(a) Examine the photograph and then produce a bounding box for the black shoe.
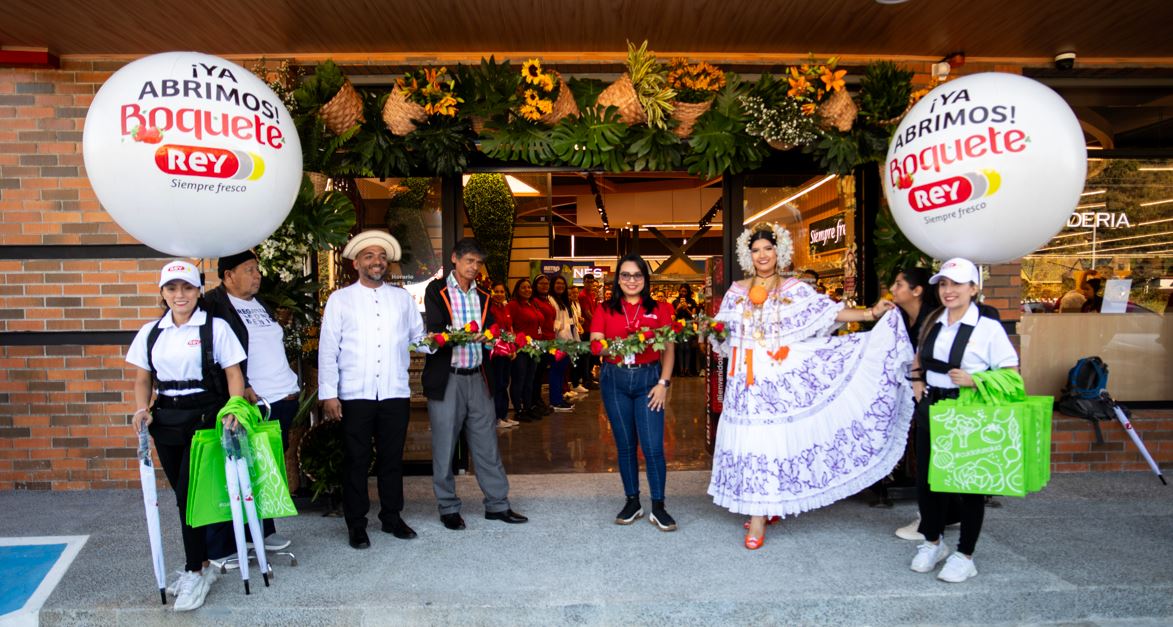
[440,513,466,530]
[485,509,528,524]
[515,409,536,423]
[348,527,370,549]
[538,404,554,416]
[649,500,677,532]
[381,516,417,539]
[615,496,643,525]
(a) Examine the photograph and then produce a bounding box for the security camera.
[1054,51,1076,71]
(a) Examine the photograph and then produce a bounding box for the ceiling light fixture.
[743,175,836,225]
[461,174,541,196]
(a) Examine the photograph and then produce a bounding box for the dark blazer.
[203,284,278,389]
[421,278,497,401]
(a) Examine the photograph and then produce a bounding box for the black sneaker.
[649,500,677,532]
[615,496,643,525]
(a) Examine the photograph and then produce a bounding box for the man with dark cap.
[204,250,300,557]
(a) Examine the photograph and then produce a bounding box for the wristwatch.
[658,378,671,388]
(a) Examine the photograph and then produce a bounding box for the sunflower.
[536,98,553,114]
[524,89,541,105]
[519,103,541,121]
[522,59,543,85]
[821,67,847,92]
[539,73,555,93]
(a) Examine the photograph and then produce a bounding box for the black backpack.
[1055,356,1114,423]
[145,313,228,398]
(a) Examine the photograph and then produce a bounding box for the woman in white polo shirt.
[907,257,1019,583]
[126,260,246,611]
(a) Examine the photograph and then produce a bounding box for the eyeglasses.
[619,272,644,281]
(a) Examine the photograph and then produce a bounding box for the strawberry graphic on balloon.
[897,172,914,190]
[130,124,163,144]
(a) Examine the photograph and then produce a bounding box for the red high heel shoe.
[743,515,781,529]
[744,531,765,550]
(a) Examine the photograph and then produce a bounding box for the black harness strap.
[920,321,976,375]
[145,313,226,395]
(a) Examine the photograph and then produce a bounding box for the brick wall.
[1052,409,1173,473]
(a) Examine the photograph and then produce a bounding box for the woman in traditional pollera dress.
[707,222,915,550]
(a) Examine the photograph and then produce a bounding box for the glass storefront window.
[1022,159,1173,314]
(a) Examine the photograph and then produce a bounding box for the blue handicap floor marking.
[0,537,88,623]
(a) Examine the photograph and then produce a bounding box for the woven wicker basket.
[670,100,712,138]
[596,74,646,125]
[816,89,858,133]
[382,87,427,136]
[470,115,487,135]
[538,82,580,125]
[306,172,329,196]
[318,80,364,135]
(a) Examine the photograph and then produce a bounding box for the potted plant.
[516,58,578,125]
[667,58,726,137]
[463,174,517,282]
[597,40,675,128]
[454,56,519,134]
[741,73,819,151]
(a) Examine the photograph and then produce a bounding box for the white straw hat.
[341,230,402,261]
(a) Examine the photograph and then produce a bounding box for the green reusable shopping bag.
[186,397,298,527]
[927,369,1050,497]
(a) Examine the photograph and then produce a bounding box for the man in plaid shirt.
[422,238,529,530]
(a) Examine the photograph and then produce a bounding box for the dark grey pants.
[428,372,511,515]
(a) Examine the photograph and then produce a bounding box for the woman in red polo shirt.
[589,253,677,532]
[507,278,544,422]
[530,274,556,415]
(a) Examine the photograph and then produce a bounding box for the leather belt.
[450,366,480,375]
[925,387,961,403]
[608,361,657,370]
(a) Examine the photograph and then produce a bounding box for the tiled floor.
[494,375,713,475]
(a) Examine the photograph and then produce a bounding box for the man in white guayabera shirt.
[203,250,301,562]
[318,230,429,550]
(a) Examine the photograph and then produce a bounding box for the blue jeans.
[549,355,570,406]
[599,362,666,501]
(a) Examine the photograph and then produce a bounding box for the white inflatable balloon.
[83,52,302,257]
[882,72,1086,264]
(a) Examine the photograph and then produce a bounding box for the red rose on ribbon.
[671,321,684,333]
[713,321,726,333]
[488,323,501,336]
[514,332,529,347]
[590,339,604,356]
[554,349,567,362]
[433,333,448,347]
[467,321,479,333]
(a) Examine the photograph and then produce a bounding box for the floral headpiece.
[736,221,794,275]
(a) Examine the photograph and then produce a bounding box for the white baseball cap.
[341,230,402,261]
[929,257,980,286]
[158,260,202,288]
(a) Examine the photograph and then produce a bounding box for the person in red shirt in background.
[577,275,600,391]
[589,253,677,532]
[507,278,545,422]
[530,274,556,416]
[488,280,518,428]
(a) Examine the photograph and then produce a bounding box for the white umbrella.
[234,432,271,586]
[1112,404,1167,485]
[222,427,254,594]
[137,425,167,604]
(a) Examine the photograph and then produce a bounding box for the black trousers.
[341,398,410,530]
[915,395,985,555]
[206,397,298,559]
[510,353,537,413]
[531,353,550,407]
[150,397,221,573]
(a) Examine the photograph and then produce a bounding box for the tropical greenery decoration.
[550,106,631,172]
[464,174,517,282]
[256,174,356,360]
[396,66,463,117]
[668,58,726,103]
[624,40,676,130]
[454,56,519,128]
[873,200,930,286]
[280,50,919,179]
[684,74,767,179]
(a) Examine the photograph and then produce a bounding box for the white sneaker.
[937,553,978,583]
[165,570,186,597]
[896,517,924,541]
[171,571,210,611]
[502,418,520,427]
[910,541,951,573]
[574,385,589,394]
